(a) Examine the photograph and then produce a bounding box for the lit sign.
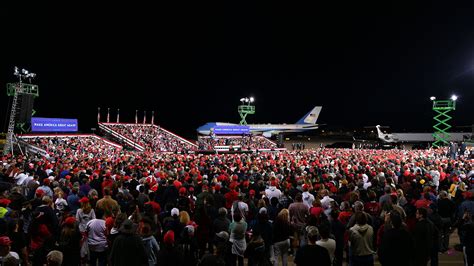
[213,125,250,135]
[31,117,78,132]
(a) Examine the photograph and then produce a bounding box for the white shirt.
[265,186,282,200]
[55,198,68,211]
[317,238,336,262]
[321,196,332,209]
[231,201,249,220]
[302,191,315,208]
[15,173,29,186]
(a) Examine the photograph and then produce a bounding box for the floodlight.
[249,97,254,102]
[244,98,249,102]
[240,98,245,102]
[430,96,436,101]
[451,95,458,101]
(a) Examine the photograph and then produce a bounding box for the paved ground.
[273,230,465,266]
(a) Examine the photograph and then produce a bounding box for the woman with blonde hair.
[179,211,190,225]
[272,209,291,266]
[76,197,95,233]
[396,189,407,207]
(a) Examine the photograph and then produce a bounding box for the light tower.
[431,95,457,148]
[238,97,255,125]
[3,67,39,155]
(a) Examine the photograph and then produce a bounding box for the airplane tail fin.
[296,106,322,124]
[375,125,384,139]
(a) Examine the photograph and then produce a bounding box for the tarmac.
[278,230,465,266]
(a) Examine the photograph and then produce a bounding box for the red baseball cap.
[0,236,12,246]
[0,198,11,207]
[64,217,76,226]
[79,197,89,203]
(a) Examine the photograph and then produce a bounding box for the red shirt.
[310,206,324,217]
[415,199,431,209]
[224,190,239,209]
[338,211,352,225]
[364,201,381,217]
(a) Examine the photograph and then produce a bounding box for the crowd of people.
[22,136,122,159]
[103,124,197,152]
[198,136,277,151]
[0,139,473,265]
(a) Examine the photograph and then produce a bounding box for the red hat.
[35,189,45,197]
[173,180,182,189]
[0,198,10,207]
[271,180,277,187]
[179,187,187,195]
[65,175,72,180]
[79,197,90,203]
[302,184,309,191]
[214,184,221,191]
[0,236,12,246]
[188,186,194,192]
[64,216,76,226]
[249,189,256,196]
[43,178,50,185]
[163,230,175,245]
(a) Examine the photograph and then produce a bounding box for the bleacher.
[98,123,198,152]
[19,134,122,158]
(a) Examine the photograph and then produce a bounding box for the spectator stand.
[99,122,197,153]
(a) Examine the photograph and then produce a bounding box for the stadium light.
[430,96,436,101]
[451,95,458,101]
[13,66,36,83]
[249,97,254,103]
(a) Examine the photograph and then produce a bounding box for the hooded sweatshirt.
[349,223,375,256]
[265,186,281,200]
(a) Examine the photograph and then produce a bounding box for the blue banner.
[213,125,250,135]
[31,117,78,132]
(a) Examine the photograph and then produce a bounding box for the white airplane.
[375,125,472,143]
[197,106,322,137]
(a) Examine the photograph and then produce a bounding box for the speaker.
[17,94,35,124]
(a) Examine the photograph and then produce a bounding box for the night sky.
[1,2,474,139]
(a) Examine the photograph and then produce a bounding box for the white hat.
[171,208,179,217]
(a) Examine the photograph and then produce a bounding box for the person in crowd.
[316,223,336,264]
[289,194,309,248]
[109,219,148,266]
[413,207,435,266]
[294,226,331,266]
[378,211,414,266]
[272,209,291,266]
[0,236,19,265]
[349,212,375,266]
[87,208,108,266]
[58,216,81,266]
[46,250,63,266]
[140,218,160,266]
[157,230,184,266]
[229,212,247,266]
[76,196,96,233]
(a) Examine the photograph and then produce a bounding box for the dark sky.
[1,2,474,139]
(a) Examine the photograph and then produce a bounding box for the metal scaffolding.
[432,99,455,148]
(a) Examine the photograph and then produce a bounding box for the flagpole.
[97,107,101,123]
[107,108,110,123]
[117,109,120,123]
